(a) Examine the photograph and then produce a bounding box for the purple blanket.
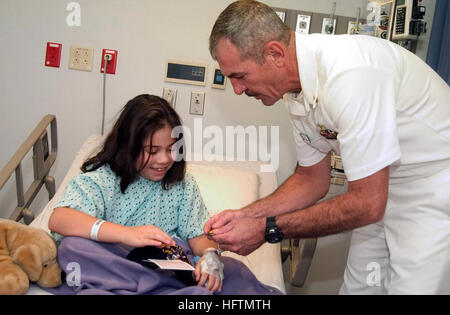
[43,237,282,295]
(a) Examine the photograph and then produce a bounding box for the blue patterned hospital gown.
[52,164,210,243]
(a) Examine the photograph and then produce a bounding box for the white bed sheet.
[29,135,286,294]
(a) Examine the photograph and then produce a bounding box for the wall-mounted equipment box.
[274,7,367,37]
[392,0,426,41]
[45,42,62,68]
[164,60,208,86]
[211,66,227,90]
[322,18,337,34]
[100,49,118,75]
[296,15,311,35]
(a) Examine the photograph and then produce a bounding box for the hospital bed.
[0,115,319,295]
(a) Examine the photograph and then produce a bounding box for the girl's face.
[135,125,176,181]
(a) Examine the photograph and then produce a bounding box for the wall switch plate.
[45,42,62,68]
[189,91,205,115]
[296,15,311,35]
[162,88,177,108]
[69,45,94,71]
[100,49,118,74]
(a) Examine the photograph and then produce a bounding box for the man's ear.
[263,41,286,67]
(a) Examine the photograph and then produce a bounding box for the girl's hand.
[119,225,176,248]
[194,257,223,293]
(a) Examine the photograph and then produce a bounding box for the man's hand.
[204,209,244,236]
[204,210,266,256]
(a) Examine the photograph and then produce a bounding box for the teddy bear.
[0,218,62,294]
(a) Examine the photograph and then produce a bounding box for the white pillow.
[187,163,285,293]
[186,163,259,214]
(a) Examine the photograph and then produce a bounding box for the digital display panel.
[213,69,225,85]
[165,60,207,86]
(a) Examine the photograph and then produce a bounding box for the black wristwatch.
[265,216,284,243]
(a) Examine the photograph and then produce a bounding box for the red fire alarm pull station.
[100,49,118,74]
[45,42,62,68]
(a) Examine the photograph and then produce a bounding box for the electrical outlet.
[189,91,205,115]
[162,88,177,108]
[69,45,94,71]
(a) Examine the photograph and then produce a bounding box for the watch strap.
[266,216,276,228]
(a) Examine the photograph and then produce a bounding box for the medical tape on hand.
[200,249,224,281]
[90,219,106,241]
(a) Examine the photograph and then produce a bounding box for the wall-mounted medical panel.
[45,42,62,68]
[211,66,227,90]
[164,60,208,86]
[275,7,366,36]
[296,15,312,35]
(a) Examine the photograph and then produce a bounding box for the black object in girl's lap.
[126,245,196,286]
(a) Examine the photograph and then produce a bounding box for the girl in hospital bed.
[48,94,280,295]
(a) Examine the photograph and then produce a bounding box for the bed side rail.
[281,238,318,287]
[0,115,57,224]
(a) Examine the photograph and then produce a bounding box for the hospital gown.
[52,164,210,243]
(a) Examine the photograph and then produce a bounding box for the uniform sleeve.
[291,119,329,167]
[323,67,402,181]
[284,95,329,167]
[176,174,210,241]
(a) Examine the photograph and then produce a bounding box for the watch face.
[266,227,283,243]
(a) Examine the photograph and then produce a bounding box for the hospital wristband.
[90,219,106,241]
[202,247,223,256]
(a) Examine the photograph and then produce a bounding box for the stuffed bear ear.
[12,244,43,282]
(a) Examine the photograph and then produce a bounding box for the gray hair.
[209,0,291,64]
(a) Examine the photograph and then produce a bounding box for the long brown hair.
[82,94,185,193]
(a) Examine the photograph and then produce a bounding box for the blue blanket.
[43,237,282,295]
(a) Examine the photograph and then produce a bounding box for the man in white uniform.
[204,0,450,294]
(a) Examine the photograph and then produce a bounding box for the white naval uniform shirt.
[285,33,450,182]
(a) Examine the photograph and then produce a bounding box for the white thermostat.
[296,15,311,35]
